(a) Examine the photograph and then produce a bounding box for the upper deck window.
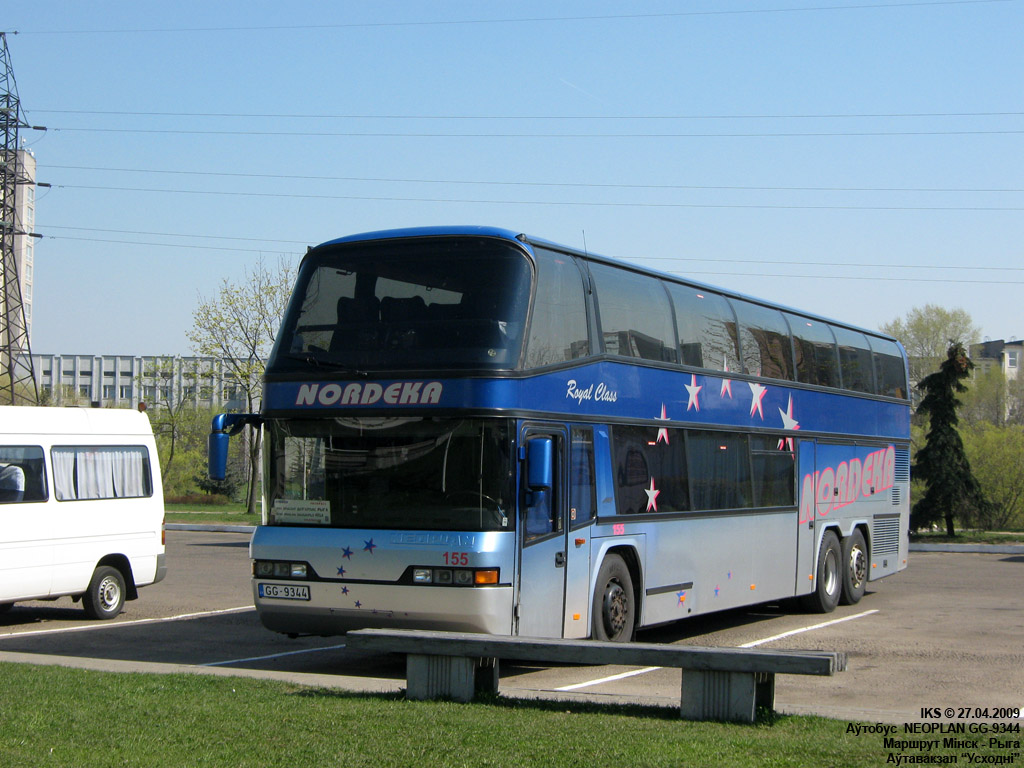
[668,284,740,372]
[786,313,840,388]
[588,263,676,363]
[730,299,794,381]
[272,237,532,372]
[524,248,590,368]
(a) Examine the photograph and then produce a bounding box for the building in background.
[970,339,1022,382]
[32,353,248,411]
[11,147,35,346]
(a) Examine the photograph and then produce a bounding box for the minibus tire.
[800,531,841,613]
[83,566,126,620]
[592,554,635,642]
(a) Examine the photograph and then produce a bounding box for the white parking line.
[203,644,348,667]
[556,667,661,692]
[0,606,253,639]
[737,609,879,648]
[555,609,880,692]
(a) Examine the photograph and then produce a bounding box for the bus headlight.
[413,568,432,583]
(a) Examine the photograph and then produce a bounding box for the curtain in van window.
[111,448,145,498]
[52,449,77,500]
[52,446,150,501]
[76,449,115,500]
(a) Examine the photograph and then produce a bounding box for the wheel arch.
[95,554,138,601]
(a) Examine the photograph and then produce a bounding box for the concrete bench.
[345,628,847,723]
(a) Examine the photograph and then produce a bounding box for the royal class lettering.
[295,381,443,407]
[566,379,618,405]
[799,446,896,523]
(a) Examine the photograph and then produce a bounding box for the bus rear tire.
[840,529,868,605]
[83,566,126,620]
[592,554,635,642]
[801,531,841,613]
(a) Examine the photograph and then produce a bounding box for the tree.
[880,304,980,389]
[961,424,1024,531]
[188,258,296,514]
[911,341,990,534]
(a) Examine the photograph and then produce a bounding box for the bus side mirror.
[208,413,262,481]
[527,437,553,491]
[208,431,230,481]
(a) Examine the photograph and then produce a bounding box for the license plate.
[258,583,310,601]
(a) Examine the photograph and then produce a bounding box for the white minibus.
[0,406,167,619]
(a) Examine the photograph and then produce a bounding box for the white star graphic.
[644,477,660,512]
[685,374,702,412]
[778,394,799,450]
[748,382,767,420]
[655,403,670,444]
[720,359,733,398]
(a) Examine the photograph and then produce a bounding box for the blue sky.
[5,1,1023,356]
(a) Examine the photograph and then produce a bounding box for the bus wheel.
[0,602,13,614]
[592,554,635,642]
[83,566,126,620]
[801,531,841,613]
[840,529,868,605]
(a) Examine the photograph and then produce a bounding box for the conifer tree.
[912,341,990,535]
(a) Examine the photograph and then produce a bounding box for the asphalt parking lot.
[1,530,1021,723]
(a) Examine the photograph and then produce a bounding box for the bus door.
[795,439,817,595]
[516,425,568,638]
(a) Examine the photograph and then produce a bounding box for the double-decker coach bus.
[209,226,910,641]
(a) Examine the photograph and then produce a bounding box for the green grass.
[910,529,1024,545]
[0,664,1012,767]
[164,502,258,526]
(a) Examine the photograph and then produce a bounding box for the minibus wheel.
[83,566,126,620]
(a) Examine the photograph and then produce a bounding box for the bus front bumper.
[253,580,514,637]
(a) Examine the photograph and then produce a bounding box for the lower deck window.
[611,426,794,514]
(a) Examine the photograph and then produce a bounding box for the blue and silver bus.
[210,226,910,641]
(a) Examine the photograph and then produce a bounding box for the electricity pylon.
[0,32,39,405]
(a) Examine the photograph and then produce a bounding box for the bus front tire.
[801,531,841,613]
[840,529,868,605]
[83,566,126,620]
[592,554,635,642]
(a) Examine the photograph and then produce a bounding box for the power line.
[6,1,1015,34]
[49,126,1024,138]
[28,109,1024,120]
[48,184,1024,211]
[41,164,1024,195]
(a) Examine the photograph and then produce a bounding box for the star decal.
[655,403,670,444]
[720,359,733,398]
[341,586,349,595]
[748,382,767,420]
[714,585,720,597]
[644,477,660,512]
[362,539,376,554]
[778,394,800,450]
[341,546,354,560]
[336,566,346,576]
[685,374,702,412]
[354,600,362,608]
[676,590,687,605]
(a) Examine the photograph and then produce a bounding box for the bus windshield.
[271,237,533,371]
[265,417,513,532]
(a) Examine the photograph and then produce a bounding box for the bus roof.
[311,226,899,344]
